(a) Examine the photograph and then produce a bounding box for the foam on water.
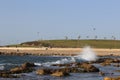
[35,57,76,67]
[35,46,98,66]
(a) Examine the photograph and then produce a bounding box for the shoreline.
[0,47,120,56]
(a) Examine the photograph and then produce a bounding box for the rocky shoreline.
[1,47,120,79]
[1,57,120,80]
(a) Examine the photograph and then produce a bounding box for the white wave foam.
[34,46,98,66]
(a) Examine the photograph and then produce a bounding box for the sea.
[0,47,120,80]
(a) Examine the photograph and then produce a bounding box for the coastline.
[0,47,120,56]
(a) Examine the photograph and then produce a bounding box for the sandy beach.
[0,47,120,56]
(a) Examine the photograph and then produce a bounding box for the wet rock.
[36,67,81,76]
[79,63,99,72]
[21,62,35,68]
[104,77,112,80]
[62,67,84,73]
[51,71,69,77]
[54,64,71,67]
[10,66,33,74]
[10,62,35,74]
[100,62,111,66]
[10,67,24,73]
[104,76,120,80]
[104,59,114,63]
[95,58,119,64]
[99,71,105,76]
[36,69,51,75]
[115,70,120,72]
[113,63,120,67]
[93,58,105,63]
[52,64,67,67]
[99,58,115,66]
[0,71,19,78]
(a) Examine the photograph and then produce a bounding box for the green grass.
[7,39,120,49]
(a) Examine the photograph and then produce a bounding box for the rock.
[100,62,111,66]
[104,76,120,80]
[36,69,51,75]
[95,58,105,63]
[10,67,25,73]
[51,71,69,77]
[113,64,120,67]
[0,71,19,78]
[104,77,112,80]
[65,67,84,73]
[104,59,113,63]
[79,63,99,72]
[10,66,33,74]
[10,62,35,74]
[99,71,105,76]
[100,58,116,66]
[95,58,120,64]
[21,62,35,68]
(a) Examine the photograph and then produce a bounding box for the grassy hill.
[8,39,120,49]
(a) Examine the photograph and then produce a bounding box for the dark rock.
[99,71,105,76]
[100,62,111,66]
[0,71,19,78]
[21,62,35,68]
[10,66,33,74]
[51,71,69,77]
[10,67,24,73]
[79,63,99,72]
[36,68,51,75]
[10,62,35,74]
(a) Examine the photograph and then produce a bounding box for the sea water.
[0,47,120,80]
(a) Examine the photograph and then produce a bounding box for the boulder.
[51,71,69,77]
[104,76,120,80]
[0,71,19,78]
[104,77,112,80]
[79,63,99,72]
[100,62,111,66]
[10,67,24,73]
[36,69,51,75]
[10,62,35,74]
[21,62,35,68]
[10,66,33,74]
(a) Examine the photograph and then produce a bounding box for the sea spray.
[35,46,98,66]
[76,46,98,61]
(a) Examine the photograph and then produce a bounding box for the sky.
[0,0,120,45]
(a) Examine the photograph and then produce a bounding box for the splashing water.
[35,46,98,66]
[76,46,98,61]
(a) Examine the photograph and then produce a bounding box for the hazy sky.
[0,0,120,45]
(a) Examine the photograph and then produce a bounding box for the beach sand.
[0,47,120,56]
